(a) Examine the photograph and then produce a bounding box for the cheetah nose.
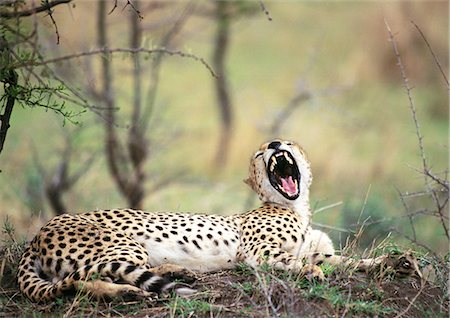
[268,141,281,150]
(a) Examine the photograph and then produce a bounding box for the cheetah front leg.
[304,230,420,278]
[297,229,335,281]
[239,241,326,281]
[240,242,304,271]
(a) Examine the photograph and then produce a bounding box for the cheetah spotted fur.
[17,139,418,302]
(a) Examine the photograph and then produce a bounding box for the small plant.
[167,297,214,318]
[0,218,27,288]
[232,281,255,296]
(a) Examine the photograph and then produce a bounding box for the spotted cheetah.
[17,139,418,302]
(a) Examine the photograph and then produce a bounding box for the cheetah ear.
[243,178,254,190]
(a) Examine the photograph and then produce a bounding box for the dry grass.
[1,222,448,318]
[0,249,448,318]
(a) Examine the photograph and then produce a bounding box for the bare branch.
[0,0,71,18]
[385,20,427,173]
[123,0,143,20]
[411,20,449,89]
[141,3,194,133]
[16,47,217,78]
[127,0,145,207]
[212,0,233,169]
[269,85,343,138]
[0,36,18,158]
[269,91,311,137]
[33,132,96,215]
[42,0,62,44]
[98,0,129,204]
[108,0,118,15]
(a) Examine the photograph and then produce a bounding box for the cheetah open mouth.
[267,150,300,200]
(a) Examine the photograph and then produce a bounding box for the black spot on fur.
[135,271,154,288]
[111,262,121,272]
[125,265,136,274]
[192,240,201,250]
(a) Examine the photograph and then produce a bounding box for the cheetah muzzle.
[268,149,301,200]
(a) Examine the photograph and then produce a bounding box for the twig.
[357,184,372,224]
[311,222,351,233]
[411,20,449,89]
[259,1,272,21]
[108,0,118,15]
[313,201,343,214]
[0,0,71,18]
[123,0,143,20]
[16,47,217,78]
[395,186,417,242]
[393,280,425,318]
[42,0,62,44]
[390,228,436,257]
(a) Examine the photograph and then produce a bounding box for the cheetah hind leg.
[79,263,197,299]
[149,264,197,283]
[78,280,153,300]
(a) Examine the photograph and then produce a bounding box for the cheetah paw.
[384,252,421,278]
[300,264,325,282]
[150,264,197,283]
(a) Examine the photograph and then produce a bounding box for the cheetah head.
[245,139,312,210]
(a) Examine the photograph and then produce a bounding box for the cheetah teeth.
[284,152,293,164]
[270,160,276,172]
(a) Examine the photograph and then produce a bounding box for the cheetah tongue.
[280,176,298,196]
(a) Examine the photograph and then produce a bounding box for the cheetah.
[17,139,418,302]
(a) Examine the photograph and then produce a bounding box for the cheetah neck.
[288,195,311,220]
[261,190,311,220]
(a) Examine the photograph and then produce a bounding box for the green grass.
[304,283,395,316]
[167,297,216,318]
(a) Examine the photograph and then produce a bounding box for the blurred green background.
[0,1,448,253]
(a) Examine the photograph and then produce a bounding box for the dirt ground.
[1,266,448,318]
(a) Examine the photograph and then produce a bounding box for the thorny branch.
[0,0,71,18]
[385,20,449,240]
[16,47,217,78]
